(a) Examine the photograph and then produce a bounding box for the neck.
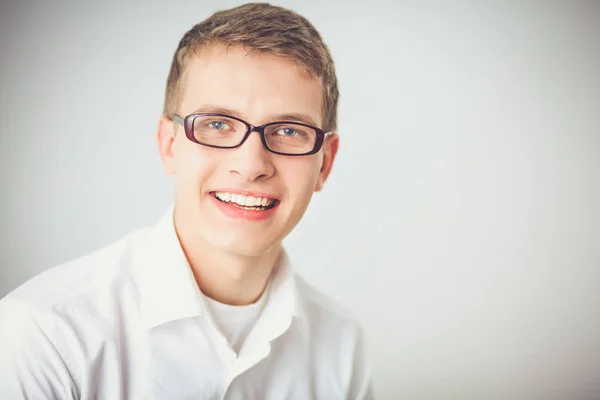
[174,215,281,306]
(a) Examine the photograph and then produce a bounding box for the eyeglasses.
[171,113,332,156]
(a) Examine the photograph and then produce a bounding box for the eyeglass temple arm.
[171,115,185,127]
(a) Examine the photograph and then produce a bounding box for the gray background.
[1,1,599,398]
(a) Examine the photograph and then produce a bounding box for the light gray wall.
[1,1,599,398]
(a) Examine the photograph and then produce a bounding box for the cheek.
[173,143,219,191]
[280,158,322,197]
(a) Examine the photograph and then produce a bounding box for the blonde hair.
[163,3,339,132]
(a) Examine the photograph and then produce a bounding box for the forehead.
[180,44,324,126]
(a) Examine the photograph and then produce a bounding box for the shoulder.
[3,228,149,310]
[0,227,152,396]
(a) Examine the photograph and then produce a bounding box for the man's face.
[157,45,338,257]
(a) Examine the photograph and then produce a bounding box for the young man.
[0,3,372,399]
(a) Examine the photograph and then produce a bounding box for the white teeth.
[214,192,275,208]
[235,196,245,206]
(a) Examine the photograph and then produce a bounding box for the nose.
[228,130,275,182]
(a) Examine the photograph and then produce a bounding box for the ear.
[156,115,177,175]
[315,133,339,192]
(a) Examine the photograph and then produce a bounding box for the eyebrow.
[191,105,320,127]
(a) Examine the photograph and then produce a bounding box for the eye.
[207,121,232,130]
[276,127,300,136]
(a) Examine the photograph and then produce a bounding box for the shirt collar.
[134,206,205,330]
[133,206,309,333]
[263,248,309,336]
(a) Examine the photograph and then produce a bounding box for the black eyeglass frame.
[171,113,333,156]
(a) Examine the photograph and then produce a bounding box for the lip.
[210,191,280,221]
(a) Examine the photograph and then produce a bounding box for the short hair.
[163,2,339,132]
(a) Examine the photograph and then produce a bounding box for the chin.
[206,234,276,258]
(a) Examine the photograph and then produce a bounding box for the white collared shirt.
[0,208,372,399]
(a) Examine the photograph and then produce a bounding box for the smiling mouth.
[211,192,279,211]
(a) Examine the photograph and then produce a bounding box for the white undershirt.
[201,284,270,354]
